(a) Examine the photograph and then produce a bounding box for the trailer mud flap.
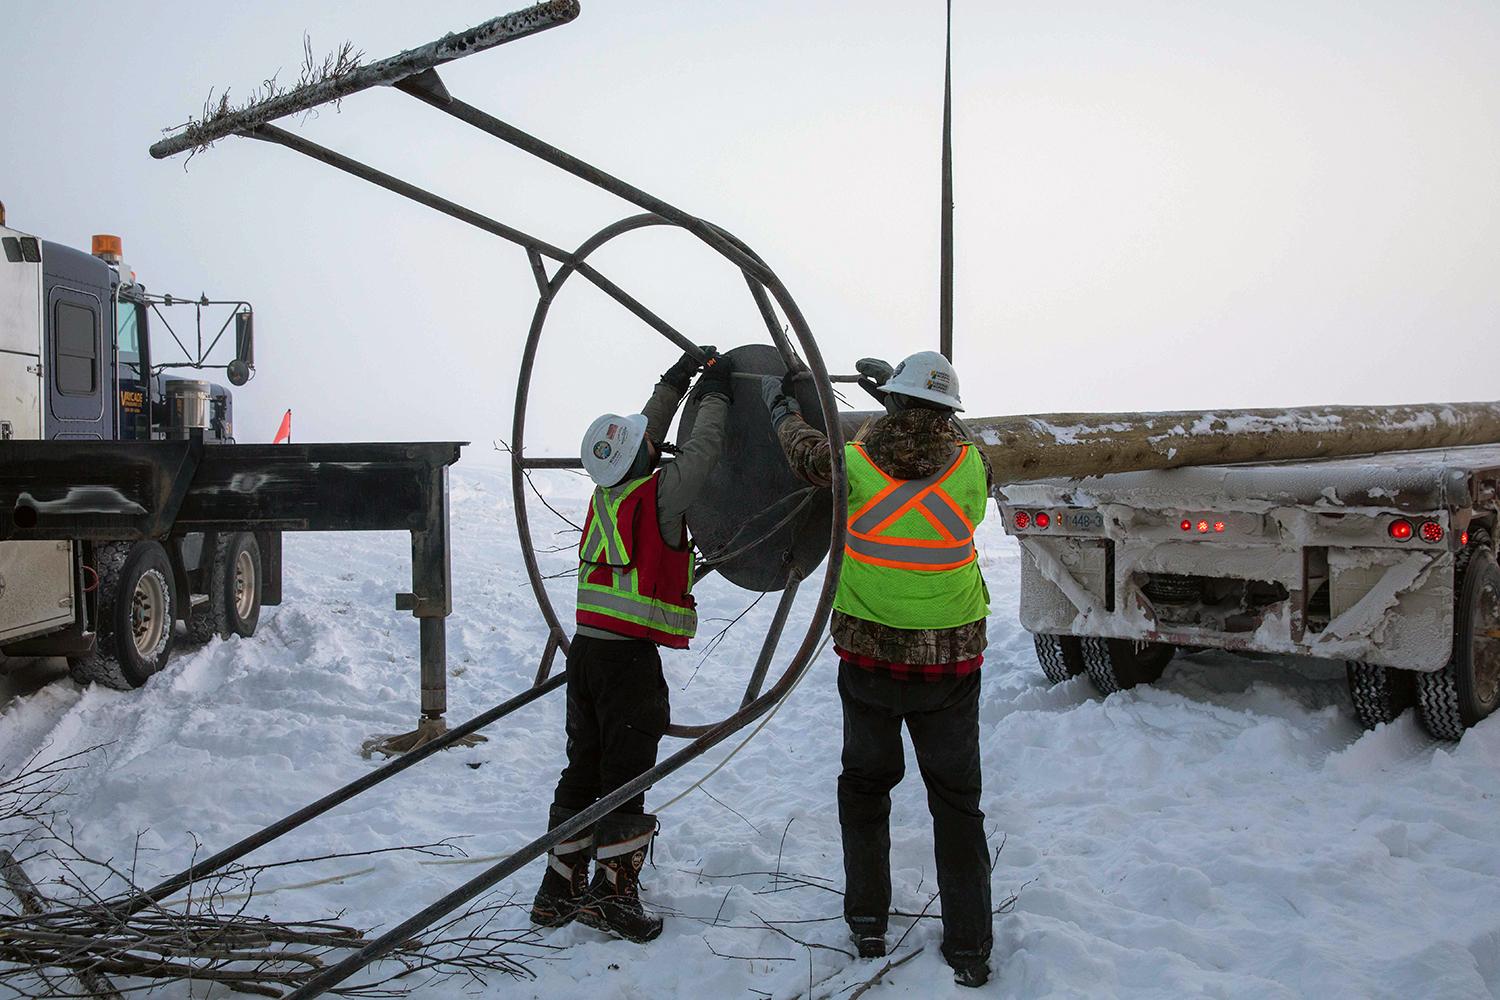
[1314,550,1441,647]
[1021,537,1103,623]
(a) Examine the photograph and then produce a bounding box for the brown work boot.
[577,812,663,943]
[530,805,595,927]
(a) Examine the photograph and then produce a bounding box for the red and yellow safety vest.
[833,442,989,630]
[576,474,698,648]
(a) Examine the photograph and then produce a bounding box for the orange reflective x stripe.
[845,445,977,571]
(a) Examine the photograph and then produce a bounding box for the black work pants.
[551,634,671,817]
[837,662,992,966]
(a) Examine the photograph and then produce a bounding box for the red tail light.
[1197,520,1210,534]
[1213,521,1226,533]
[1014,511,1031,531]
[1419,520,1443,543]
[1462,530,1470,546]
[1035,512,1051,529]
[1389,519,1413,541]
[1180,519,1192,532]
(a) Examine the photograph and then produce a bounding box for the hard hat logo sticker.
[593,441,613,460]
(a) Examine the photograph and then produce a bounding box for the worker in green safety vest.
[761,350,996,989]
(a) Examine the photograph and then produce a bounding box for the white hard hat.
[879,350,964,411]
[581,412,650,487]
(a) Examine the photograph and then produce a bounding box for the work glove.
[690,350,735,404]
[855,357,894,387]
[661,345,717,394]
[759,374,802,430]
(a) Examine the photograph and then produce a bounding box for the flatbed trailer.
[0,436,468,750]
[1000,443,1500,740]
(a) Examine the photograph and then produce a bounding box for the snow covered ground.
[4,462,1500,999]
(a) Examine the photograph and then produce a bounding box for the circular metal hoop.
[511,212,846,739]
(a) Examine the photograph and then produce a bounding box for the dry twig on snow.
[0,747,551,997]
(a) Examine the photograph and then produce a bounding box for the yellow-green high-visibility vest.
[833,441,989,630]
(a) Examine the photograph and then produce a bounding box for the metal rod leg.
[741,571,802,708]
[419,618,446,720]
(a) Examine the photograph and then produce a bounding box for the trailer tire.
[186,532,263,643]
[1416,539,1500,741]
[1345,662,1416,729]
[1033,633,1084,684]
[1080,636,1174,695]
[68,541,176,690]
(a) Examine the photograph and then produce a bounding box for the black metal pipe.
[113,673,566,919]
[741,571,801,708]
[244,124,573,261]
[149,1,579,159]
[939,0,955,362]
[401,91,776,288]
[518,456,585,470]
[245,125,704,362]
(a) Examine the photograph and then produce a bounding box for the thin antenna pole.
[939,0,955,361]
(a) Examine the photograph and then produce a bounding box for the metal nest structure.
[140,3,853,995]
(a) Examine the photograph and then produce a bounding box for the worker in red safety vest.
[761,351,996,988]
[530,346,735,943]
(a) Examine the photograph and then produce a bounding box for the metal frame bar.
[148,12,848,997]
[741,570,802,708]
[243,123,704,361]
[508,211,843,739]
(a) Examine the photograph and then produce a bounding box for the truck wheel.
[186,532,263,643]
[68,541,176,690]
[1416,542,1500,740]
[1345,662,1416,729]
[1080,637,1174,695]
[1033,633,1084,684]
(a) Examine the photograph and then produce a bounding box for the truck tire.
[1033,633,1084,684]
[1079,636,1174,695]
[1416,538,1500,740]
[1345,662,1416,729]
[68,541,176,690]
[186,532,263,643]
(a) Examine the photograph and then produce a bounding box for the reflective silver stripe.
[554,833,593,855]
[549,856,576,879]
[850,479,927,534]
[846,534,975,567]
[848,448,962,533]
[596,829,653,859]
[920,492,971,540]
[578,587,697,634]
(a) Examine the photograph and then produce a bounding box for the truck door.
[45,284,107,438]
[115,295,150,439]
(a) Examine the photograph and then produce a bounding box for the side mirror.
[228,309,254,386]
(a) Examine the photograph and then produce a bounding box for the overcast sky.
[5,1,1498,460]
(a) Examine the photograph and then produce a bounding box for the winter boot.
[848,915,887,958]
[529,806,595,927]
[577,811,663,943]
[951,959,991,989]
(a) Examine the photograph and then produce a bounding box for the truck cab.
[1,202,272,686]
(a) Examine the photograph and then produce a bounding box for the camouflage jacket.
[776,408,994,665]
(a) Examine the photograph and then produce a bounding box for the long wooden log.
[958,401,1500,484]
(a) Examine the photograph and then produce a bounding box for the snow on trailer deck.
[1000,442,1500,513]
[3,463,1500,999]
